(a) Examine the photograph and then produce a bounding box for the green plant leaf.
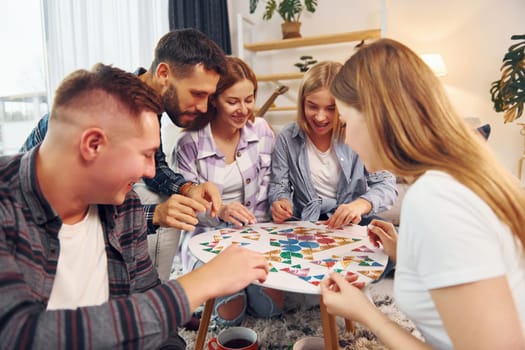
[263,0,277,20]
[490,34,525,123]
[304,0,318,13]
[252,1,318,22]
[278,0,303,21]
[249,0,259,14]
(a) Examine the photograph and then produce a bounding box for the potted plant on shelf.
[249,0,318,39]
[294,55,317,72]
[490,34,525,123]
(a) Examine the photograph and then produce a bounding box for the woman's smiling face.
[303,87,338,137]
[215,79,255,130]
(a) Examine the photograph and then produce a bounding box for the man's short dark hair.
[150,28,227,78]
[52,63,163,117]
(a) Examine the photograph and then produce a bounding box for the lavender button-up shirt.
[173,118,275,224]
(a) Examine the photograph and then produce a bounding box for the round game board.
[188,221,388,294]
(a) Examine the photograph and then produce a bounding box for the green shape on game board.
[270,267,279,272]
[282,259,292,264]
[292,264,302,268]
[352,238,361,242]
[281,251,291,259]
[291,252,303,258]
[359,261,370,266]
[334,268,343,273]
[203,248,213,252]
[211,250,221,254]
[270,241,280,246]
[200,242,210,246]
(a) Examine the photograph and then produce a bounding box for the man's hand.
[177,245,269,311]
[271,198,293,223]
[183,182,222,218]
[325,198,372,228]
[153,194,206,231]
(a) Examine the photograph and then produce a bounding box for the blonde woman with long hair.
[321,38,525,349]
[268,61,397,228]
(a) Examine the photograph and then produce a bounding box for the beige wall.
[228,0,525,182]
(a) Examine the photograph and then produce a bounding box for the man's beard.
[162,84,199,128]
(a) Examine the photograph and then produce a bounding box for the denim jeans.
[134,181,180,281]
[212,284,282,326]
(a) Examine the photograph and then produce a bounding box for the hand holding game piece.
[325,198,372,228]
[219,201,257,227]
[183,181,222,218]
[271,198,294,223]
[367,220,398,262]
[326,272,365,292]
[178,245,269,311]
[320,272,375,324]
[153,194,206,231]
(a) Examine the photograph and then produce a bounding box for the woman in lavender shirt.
[172,56,281,326]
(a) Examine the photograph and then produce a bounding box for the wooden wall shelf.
[244,29,381,52]
[257,72,304,82]
[269,106,297,112]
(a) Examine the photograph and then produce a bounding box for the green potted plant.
[249,0,318,39]
[490,34,525,123]
[294,55,317,72]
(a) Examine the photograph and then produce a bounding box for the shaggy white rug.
[174,273,422,349]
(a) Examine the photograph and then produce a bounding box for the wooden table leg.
[319,295,339,350]
[194,298,215,350]
[345,318,355,334]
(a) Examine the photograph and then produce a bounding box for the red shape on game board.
[317,237,336,244]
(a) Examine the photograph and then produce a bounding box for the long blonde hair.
[331,38,525,245]
[297,61,342,137]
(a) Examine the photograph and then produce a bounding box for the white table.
[189,221,388,349]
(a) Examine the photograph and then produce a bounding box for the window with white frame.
[0,0,47,155]
[0,0,169,155]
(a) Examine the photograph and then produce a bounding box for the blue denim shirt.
[268,122,397,221]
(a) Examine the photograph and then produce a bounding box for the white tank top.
[221,161,244,204]
[47,205,109,310]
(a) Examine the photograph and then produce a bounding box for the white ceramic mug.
[208,327,258,350]
[292,336,325,350]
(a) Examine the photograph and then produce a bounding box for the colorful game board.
[188,221,388,294]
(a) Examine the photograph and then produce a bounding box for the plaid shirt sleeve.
[143,141,189,196]
[143,204,159,234]
[19,113,49,152]
[0,188,192,349]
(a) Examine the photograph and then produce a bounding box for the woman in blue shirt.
[268,61,397,228]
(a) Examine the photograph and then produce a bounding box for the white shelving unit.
[237,6,386,115]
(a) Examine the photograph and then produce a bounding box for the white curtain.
[42,0,169,103]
